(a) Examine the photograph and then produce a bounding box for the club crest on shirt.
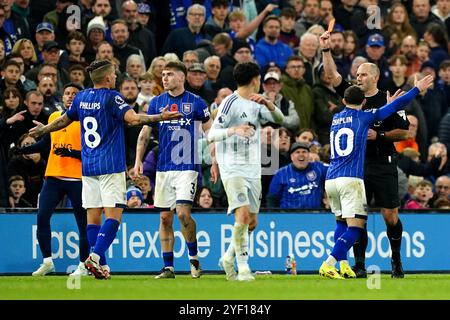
[306,170,317,181]
[182,103,192,115]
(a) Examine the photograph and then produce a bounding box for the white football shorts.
[154,170,198,210]
[325,177,368,220]
[223,176,261,214]
[82,172,127,209]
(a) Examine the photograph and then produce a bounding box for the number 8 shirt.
[66,88,131,176]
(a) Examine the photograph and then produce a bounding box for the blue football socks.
[334,220,347,243]
[163,252,174,268]
[331,226,364,261]
[186,241,198,258]
[93,219,120,263]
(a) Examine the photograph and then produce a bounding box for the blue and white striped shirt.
[147,90,210,172]
[67,88,131,176]
[326,87,420,180]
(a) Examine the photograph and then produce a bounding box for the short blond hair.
[138,72,155,82]
[229,9,246,21]
[88,60,115,84]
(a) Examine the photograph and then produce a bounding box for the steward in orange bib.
[18,83,89,277]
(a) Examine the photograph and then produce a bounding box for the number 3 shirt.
[67,88,131,176]
[147,90,210,173]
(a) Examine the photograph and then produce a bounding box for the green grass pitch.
[1,274,450,300]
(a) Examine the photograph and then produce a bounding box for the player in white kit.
[208,62,284,281]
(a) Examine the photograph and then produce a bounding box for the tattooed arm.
[133,125,152,178]
[29,113,73,138]
[124,107,181,126]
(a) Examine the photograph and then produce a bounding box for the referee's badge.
[182,103,192,115]
[306,171,317,181]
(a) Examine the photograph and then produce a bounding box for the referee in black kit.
[320,31,409,278]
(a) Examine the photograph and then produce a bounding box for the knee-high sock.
[331,227,364,262]
[352,222,368,268]
[334,220,347,243]
[224,241,235,259]
[93,219,119,262]
[86,224,107,265]
[232,223,249,270]
[224,228,253,260]
[387,219,403,261]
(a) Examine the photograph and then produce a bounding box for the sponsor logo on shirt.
[288,182,318,195]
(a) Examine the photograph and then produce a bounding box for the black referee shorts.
[364,161,399,209]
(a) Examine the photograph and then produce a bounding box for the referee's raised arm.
[319,31,343,88]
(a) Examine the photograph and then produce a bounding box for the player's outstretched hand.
[386,89,405,103]
[319,31,331,50]
[160,106,182,120]
[231,124,255,138]
[414,74,434,92]
[29,120,45,138]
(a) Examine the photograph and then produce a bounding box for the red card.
[327,18,335,33]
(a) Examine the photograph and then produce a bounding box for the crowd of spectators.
[0,0,449,211]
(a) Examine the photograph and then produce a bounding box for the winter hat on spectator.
[231,38,251,56]
[127,186,144,202]
[138,3,151,14]
[87,16,106,35]
[263,61,281,75]
[36,22,54,33]
[420,60,436,72]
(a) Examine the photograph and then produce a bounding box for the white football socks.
[232,223,249,271]
[224,240,235,259]
[43,257,53,265]
[326,255,337,267]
